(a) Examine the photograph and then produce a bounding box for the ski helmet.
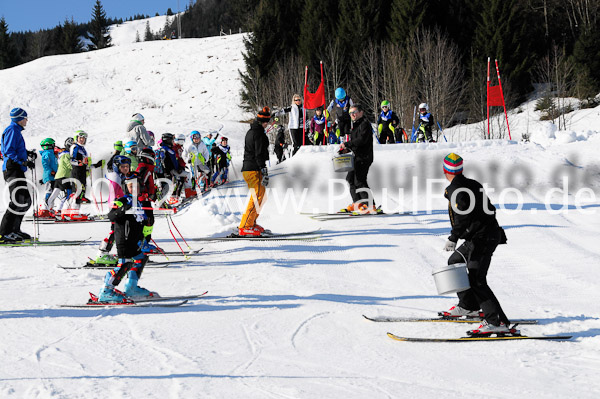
[124,140,138,154]
[176,133,186,145]
[335,87,346,100]
[124,171,138,181]
[114,140,123,152]
[73,130,87,141]
[64,137,74,151]
[161,133,175,146]
[40,138,55,150]
[131,113,144,123]
[112,155,132,173]
[190,130,201,140]
[221,136,228,143]
[138,148,156,165]
[381,100,390,108]
[418,103,429,112]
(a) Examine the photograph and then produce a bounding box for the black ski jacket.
[109,195,144,258]
[345,116,373,164]
[444,174,500,243]
[242,120,270,171]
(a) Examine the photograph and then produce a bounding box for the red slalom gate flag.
[488,85,503,107]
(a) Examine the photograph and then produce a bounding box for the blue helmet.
[124,140,138,154]
[112,155,132,173]
[190,130,201,140]
[335,87,346,100]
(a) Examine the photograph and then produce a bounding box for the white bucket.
[432,263,470,295]
[332,152,355,172]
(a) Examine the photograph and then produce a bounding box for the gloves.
[443,240,457,251]
[25,160,35,168]
[27,150,38,160]
[226,153,232,161]
[261,168,269,187]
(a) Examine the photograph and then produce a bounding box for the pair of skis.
[0,238,91,247]
[59,249,203,270]
[187,229,322,241]
[60,291,209,308]
[302,210,410,221]
[364,314,573,342]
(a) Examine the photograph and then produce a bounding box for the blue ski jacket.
[1,121,28,172]
[40,149,58,183]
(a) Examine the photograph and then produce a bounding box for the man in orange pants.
[238,107,271,236]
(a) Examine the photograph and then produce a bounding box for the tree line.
[240,0,600,137]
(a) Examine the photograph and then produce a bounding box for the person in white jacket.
[185,131,210,177]
[275,94,307,156]
[125,113,152,149]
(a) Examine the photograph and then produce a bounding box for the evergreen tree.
[144,21,154,41]
[62,17,83,54]
[298,0,338,70]
[85,0,112,50]
[390,0,429,46]
[472,0,540,101]
[0,17,11,69]
[572,27,600,99]
[167,8,174,16]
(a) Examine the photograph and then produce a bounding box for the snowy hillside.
[1,18,600,399]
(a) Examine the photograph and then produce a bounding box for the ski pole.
[166,215,187,256]
[151,238,170,261]
[168,214,191,250]
[31,167,40,242]
[437,121,448,142]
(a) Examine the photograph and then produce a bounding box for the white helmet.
[418,103,429,112]
[176,133,186,145]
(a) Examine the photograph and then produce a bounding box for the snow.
[1,18,600,399]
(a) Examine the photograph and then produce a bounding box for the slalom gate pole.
[166,215,186,255]
[168,214,191,250]
[89,157,101,214]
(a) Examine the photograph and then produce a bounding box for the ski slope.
[1,18,600,399]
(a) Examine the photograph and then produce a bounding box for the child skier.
[211,136,231,186]
[377,100,401,144]
[122,140,139,170]
[416,103,435,143]
[94,155,132,265]
[186,131,210,191]
[136,147,158,252]
[46,138,74,213]
[70,130,91,207]
[310,107,327,145]
[327,87,354,143]
[98,172,157,302]
[37,138,58,217]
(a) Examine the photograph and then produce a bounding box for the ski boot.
[238,226,262,237]
[0,233,23,244]
[340,203,361,213]
[467,320,518,337]
[124,270,158,299]
[13,230,32,240]
[140,240,160,254]
[97,285,128,303]
[93,252,118,266]
[439,305,481,319]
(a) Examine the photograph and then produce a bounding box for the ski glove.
[25,160,36,168]
[261,168,269,187]
[443,240,456,252]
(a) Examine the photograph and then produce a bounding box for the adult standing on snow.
[275,94,306,155]
[339,104,379,214]
[0,108,34,242]
[238,107,271,237]
[327,87,354,143]
[126,113,152,149]
[440,153,511,335]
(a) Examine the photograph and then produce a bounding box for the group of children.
[274,88,435,163]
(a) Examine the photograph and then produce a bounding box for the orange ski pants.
[239,171,266,229]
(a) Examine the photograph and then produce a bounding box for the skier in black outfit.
[273,125,287,164]
[440,153,511,335]
[339,104,379,214]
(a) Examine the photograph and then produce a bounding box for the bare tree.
[410,28,465,140]
[354,41,381,120]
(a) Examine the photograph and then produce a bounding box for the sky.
[0,0,184,33]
